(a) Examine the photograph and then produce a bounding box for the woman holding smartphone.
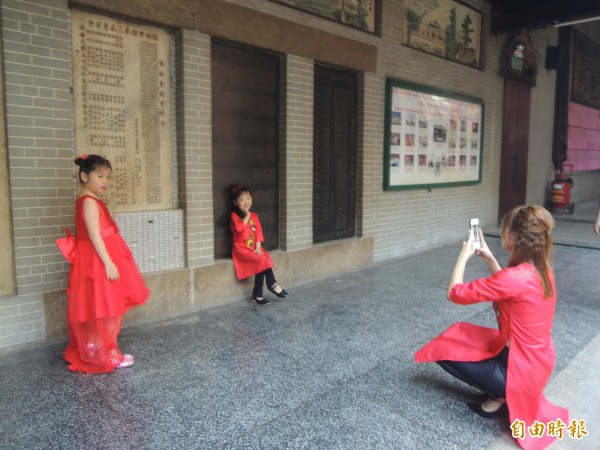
[415,205,568,450]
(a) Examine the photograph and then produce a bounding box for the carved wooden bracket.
[498,29,537,86]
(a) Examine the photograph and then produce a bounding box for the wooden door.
[498,78,531,221]
[211,40,280,259]
[313,64,358,243]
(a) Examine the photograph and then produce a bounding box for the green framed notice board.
[384,78,484,190]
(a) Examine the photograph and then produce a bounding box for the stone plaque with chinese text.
[72,10,172,211]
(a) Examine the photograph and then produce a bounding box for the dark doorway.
[211,40,280,259]
[313,64,358,244]
[498,78,531,221]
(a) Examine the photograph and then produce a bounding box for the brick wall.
[175,29,214,268]
[0,0,564,351]
[0,19,15,297]
[365,1,506,261]
[281,54,314,251]
[1,0,72,348]
[2,0,74,294]
[202,0,560,260]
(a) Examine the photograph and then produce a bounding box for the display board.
[72,10,172,211]
[384,78,484,190]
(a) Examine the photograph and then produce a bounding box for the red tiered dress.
[415,264,569,450]
[230,211,273,280]
[63,195,149,373]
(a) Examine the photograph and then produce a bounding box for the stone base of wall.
[44,237,374,340]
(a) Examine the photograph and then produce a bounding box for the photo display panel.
[72,10,173,211]
[385,78,484,190]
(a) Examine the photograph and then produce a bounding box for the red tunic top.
[415,264,569,450]
[230,211,273,280]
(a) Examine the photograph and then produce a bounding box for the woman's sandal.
[268,283,288,298]
[252,297,270,305]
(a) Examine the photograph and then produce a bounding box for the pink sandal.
[85,343,100,358]
[115,354,134,369]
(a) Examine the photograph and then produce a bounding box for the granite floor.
[1,202,599,450]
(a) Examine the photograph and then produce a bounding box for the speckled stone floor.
[1,202,599,450]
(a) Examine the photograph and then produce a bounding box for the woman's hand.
[448,229,475,297]
[474,229,502,275]
[474,229,493,260]
[458,227,477,260]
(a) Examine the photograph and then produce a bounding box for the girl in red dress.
[415,205,569,450]
[61,155,149,373]
[230,185,288,305]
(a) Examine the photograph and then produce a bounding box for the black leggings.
[253,268,276,298]
[436,347,509,399]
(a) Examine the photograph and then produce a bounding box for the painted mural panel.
[269,0,380,34]
[403,0,483,69]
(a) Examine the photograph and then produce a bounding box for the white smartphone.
[470,218,481,249]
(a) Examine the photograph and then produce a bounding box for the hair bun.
[74,154,89,166]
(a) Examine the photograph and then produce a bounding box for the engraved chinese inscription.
[72,10,172,211]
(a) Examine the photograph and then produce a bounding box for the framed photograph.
[403,0,483,69]
[268,0,381,35]
[384,78,484,190]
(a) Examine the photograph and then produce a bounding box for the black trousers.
[253,268,276,298]
[436,346,509,399]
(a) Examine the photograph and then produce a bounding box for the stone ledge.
[44,237,374,340]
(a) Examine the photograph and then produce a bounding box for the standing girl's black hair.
[74,154,112,183]
[231,185,251,220]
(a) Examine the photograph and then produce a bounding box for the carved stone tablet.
[72,10,173,211]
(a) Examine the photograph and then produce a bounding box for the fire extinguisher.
[550,168,574,214]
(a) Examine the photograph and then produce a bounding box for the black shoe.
[252,297,270,305]
[467,401,508,419]
[268,283,288,298]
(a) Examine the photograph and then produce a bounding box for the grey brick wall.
[0,0,563,352]
[281,54,314,251]
[0,0,72,349]
[175,29,214,268]
[0,293,45,349]
[359,0,558,262]
[2,0,74,296]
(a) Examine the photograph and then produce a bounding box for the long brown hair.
[501,205,555,298]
